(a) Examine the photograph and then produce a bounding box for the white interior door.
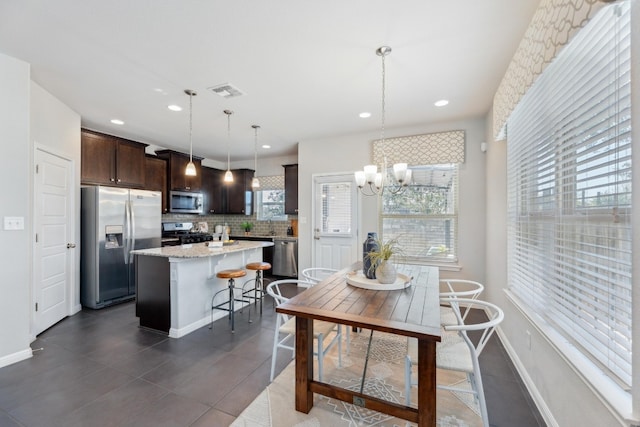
[312,174,359,270]
[34,148,73,335]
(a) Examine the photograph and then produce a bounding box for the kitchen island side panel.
[135,255,170,332]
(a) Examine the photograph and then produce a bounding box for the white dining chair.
[301,267,338,284]
[439,279,484,326]
[300,267,353,353]
[267,279,343,382]
[404,297,504,427]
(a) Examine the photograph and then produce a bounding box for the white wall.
[30,82,82,314]
[298,117,487,282]
[0,54,81,369]
[0,52,31,367]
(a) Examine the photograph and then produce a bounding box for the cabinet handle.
[110,178,115,182]
[66,243,76,249]
[185,187,190,190]
[117,179,121,183]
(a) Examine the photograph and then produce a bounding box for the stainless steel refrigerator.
[81,186,162,309]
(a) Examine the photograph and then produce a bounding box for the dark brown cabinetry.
[284,164,298,214]
[145,155,168,213]
[201,166,224,214]
[225,169,254,215]
[81,129,147,187]
[155,150,202,192]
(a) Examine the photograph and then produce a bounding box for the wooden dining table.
[276,263,441,426]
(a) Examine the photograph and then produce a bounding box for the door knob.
[67,243,76,249]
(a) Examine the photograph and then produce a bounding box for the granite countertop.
[131,240,274,259]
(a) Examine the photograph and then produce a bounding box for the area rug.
[231,330,481,427]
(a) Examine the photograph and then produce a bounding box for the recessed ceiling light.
[167,104,182,112]
[262,145,271,149]
[359,112,371,118]
[110,119,124,125]
[434,99,449,107]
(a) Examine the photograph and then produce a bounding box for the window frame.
[380,163,459,265]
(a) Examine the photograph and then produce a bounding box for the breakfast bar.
[132,241,273,338]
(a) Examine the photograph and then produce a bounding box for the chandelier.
[355,46,412,196]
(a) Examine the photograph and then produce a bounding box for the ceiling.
[0,0,539,163]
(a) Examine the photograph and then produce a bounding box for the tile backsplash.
[162,213,297,237]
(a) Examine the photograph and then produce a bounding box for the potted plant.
[365,237,402,284]
[241,221,254,235]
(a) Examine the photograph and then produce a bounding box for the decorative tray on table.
[345,270,412,290]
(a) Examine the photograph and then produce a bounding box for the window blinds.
[507,2,632,385]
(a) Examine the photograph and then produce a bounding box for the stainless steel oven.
[169,191,203,214]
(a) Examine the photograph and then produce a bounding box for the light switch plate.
[4,216,25,230]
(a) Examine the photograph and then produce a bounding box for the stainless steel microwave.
[169,190,203,214]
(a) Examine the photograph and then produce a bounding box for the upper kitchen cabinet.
[145,155,168,213]
[284,164,298,214]
[225,168,254,215]
[201,166,224,214]
[81,129,147,188]
[155,150,202,192]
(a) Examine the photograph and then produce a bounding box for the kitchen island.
[132,240,274,338]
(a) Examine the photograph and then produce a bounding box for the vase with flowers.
[365,237,402,284]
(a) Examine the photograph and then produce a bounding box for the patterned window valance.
[257,175,284,191]
[372,130,465,166]
[493,0,608,140]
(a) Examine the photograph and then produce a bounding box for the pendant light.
[223,110,234,183]
[354,46,412,196]
[184,89,197,176]
[251,125,261,190]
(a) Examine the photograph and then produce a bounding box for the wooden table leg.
[417,339,436,426]
[295,316,314,413]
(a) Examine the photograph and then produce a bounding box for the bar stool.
[211,269,247,333]
[241,262,271,322]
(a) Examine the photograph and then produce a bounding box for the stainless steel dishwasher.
[273,238,298,277]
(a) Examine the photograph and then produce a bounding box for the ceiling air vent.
[207,83,245,99]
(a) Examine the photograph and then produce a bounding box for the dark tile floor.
[0,298,545,427]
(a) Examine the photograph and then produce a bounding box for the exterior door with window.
[312,174,358,270]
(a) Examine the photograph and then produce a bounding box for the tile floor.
[0,297,545,427]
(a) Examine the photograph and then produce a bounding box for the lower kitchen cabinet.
[231,235,274,271]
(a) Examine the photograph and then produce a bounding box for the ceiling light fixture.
[168,104,182,111]
[251,125,261,190]
[359,112,371,118]
[355,46,411,196]
[184,89,197,176]
[223,110,234,183]
[434,99,449,107]
[110,119,124,125]
[262,144,271,149]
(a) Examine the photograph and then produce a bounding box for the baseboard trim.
[496,326,559,427]
[0,348,32,369]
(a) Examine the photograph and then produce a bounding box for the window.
[256,189,287,221]
[320,182,352,234]
[381,164,458,263]
[507,2,632,386]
